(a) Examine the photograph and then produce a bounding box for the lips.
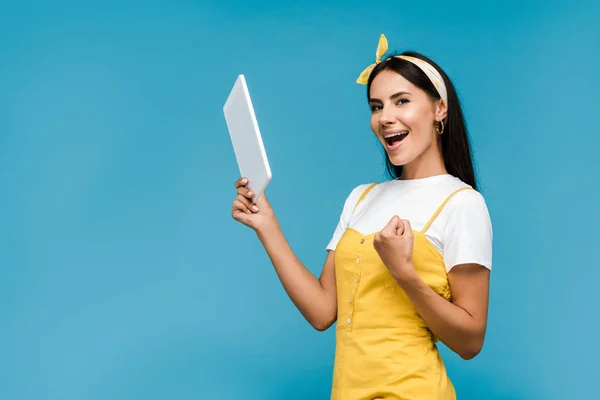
[383,131,408,150]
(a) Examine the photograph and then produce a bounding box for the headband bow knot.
[356,34,389,85]
[356,34,448,106]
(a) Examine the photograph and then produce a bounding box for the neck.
[399,145,447,180]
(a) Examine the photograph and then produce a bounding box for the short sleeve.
[441,189,493,271]
[325,184,372,252]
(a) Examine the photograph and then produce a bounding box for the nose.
[378,105,395,126]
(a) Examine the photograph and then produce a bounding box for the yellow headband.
[356,34,448,105]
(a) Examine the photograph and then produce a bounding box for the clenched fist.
[373,215,416,281]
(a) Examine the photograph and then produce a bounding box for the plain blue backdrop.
[1,0,599,399]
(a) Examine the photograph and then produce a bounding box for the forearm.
[256,223,335,330]
[394,269,484,359]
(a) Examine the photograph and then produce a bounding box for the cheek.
[410,122,437,152]
[401,107,422,128]
[370,115,378,133]
[405,107,434,140]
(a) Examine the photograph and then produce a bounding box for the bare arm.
[257,224,337,331]
[231,177,337,331]
[395,263,490,359]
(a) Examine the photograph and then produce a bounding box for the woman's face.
[368,69,446,168]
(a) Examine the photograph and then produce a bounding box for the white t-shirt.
[326,174,493,272]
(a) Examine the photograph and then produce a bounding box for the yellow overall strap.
[420,186,473,234]
[353,182,378,212]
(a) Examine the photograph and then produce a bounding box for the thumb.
[384,215,403,236]
[254,192,270,207]
[400,219,412,237]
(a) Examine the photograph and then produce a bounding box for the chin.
[387,153,410,166]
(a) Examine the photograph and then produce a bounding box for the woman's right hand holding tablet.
[231,178,337,332]
[231,177,277,232]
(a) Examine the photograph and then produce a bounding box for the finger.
[232,208,248,222]
[238,194,260,213]
[399,220,411,236]
[383,215,400,232]
[237,186,255,200]
[395,221,405,236]
[233,198,253,215]
[382,215,401,236]
[385,215,403,236]
[234,177,249,189]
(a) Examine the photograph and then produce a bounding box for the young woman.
[231,34,493,400]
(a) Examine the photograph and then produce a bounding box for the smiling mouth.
[383,131,408,147]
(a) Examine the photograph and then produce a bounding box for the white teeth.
[384,131,408,139]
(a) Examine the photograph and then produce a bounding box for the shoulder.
[426,175,489,214]
[334,181,382,222]
[441,185,493,247]
[444,186,491,225]
[447,187,489,212]
[438,183,493,270]
[437,177,493,238]
[342,182,379,210]
[350,182,378,197]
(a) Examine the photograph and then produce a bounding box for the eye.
[369,104,382,112]
[396,98,409,105]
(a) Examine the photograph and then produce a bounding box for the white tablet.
[223,74,272,203]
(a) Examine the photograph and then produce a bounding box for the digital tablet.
[223,74,272,203]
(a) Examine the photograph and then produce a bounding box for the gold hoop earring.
[435,120,445,134]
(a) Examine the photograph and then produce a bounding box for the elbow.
[312,322,331,332]
[307,298,337,332]
[459,348,481,360]
[309,313,336,332]
[459,338,485,360]
[311,318,335,332]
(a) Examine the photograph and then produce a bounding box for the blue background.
[1,0,598,399]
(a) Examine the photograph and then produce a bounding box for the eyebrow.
[369,91,412,103]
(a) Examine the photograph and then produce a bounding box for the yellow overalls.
[331,183,472,399]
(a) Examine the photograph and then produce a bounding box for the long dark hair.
[366,51,477,190]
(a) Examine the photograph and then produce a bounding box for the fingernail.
[248,191,254,197]
[242,178,248,183]
[252,205,259,212]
